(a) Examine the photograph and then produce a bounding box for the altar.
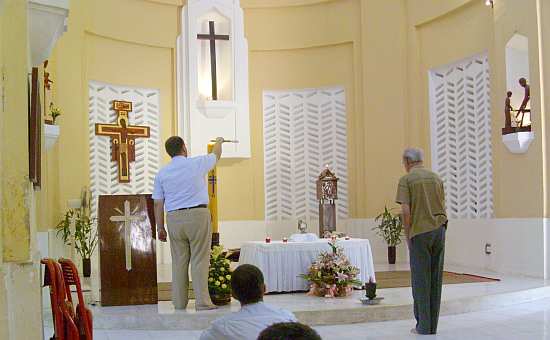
[239,238,375,293]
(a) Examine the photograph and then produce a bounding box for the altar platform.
[43,264,550,331]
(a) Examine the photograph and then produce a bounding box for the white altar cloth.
[239,239,376,293]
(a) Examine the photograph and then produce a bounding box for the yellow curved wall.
[45,0,550,232]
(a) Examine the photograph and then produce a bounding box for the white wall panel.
[263,86,349,224]
[429,53,493,219]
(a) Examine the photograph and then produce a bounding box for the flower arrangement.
[301,241,361,298]
[208,245,232,305]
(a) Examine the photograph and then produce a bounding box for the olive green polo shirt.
[395,166,447,239]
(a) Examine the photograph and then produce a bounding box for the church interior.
[2,0,550,339]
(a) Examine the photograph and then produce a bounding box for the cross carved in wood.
[95,101,150,183]
[197,20,230,100]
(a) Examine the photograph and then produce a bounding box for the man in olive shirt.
[396,148,447,335]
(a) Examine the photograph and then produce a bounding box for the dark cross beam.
[197,21,229,100]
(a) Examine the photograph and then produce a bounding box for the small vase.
[387,246,396,264]
[210,293,231,306]
[82,258,91,277]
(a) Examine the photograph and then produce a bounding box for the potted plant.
[208,245,232,306]
[373,206,403,264]
[301,241,361,298]
[49,102,61,124]
[56,209,98,277]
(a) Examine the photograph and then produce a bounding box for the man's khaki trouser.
[166,208,213,309]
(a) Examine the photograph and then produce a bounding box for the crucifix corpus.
[109,200,146,271]
[95,100,150,183]
[197,20,230,100]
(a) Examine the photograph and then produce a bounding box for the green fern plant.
[55,209,98,259]
[373,206,403,247]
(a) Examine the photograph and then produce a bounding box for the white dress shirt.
[199,302,297,340]
[152,154,217,211]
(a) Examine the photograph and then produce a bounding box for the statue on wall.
[502,78,532,135]
[516,77,531,128]
[504,91,513,130]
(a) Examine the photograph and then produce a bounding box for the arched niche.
[505,33,531,127]
[502,33,534,154]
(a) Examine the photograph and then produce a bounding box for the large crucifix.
[197,20,230,100]
[109,200,146,271]
[95,100,150,183]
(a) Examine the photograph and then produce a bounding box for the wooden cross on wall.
[95,101,150,183]
[197,20,229,100]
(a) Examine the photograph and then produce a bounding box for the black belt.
[173,204,207,212]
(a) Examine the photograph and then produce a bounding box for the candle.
[265,236,271,244]
[345,236,350,240]
[283,237,288,243]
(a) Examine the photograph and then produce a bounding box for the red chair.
[59,258,93,340]
[41,258,79,340]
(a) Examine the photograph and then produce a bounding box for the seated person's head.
[257,322,322,340]
[231,264,265,305]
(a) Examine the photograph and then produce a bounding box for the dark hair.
[165,136,184,157]
[231,264,264,304]
[257,322,322,340]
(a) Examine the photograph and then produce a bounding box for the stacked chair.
[42,258,93,340]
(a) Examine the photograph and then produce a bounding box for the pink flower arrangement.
[301,242,361,298]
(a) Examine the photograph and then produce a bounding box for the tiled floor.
[44,297,550,339]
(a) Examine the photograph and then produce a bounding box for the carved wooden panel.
[98,194,157,306]
[28,67,41,188]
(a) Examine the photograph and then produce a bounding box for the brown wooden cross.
[197,20,229,100]
[95,101,150,183]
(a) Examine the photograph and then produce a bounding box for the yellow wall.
[219,0,409,219]
[1,0,31,262]
[0,1,45,339]
[47,0,550,230]
[50,0,180,225]
[406,0,546,217]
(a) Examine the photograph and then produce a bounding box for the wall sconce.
[485,0,494,8]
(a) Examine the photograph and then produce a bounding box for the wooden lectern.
[98,194,157,306]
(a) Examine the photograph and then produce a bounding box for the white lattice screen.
[263,87,349,223]
[88,81,161,218]
[429,53,493,218]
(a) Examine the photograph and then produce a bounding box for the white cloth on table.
[199,302,296,340]
[239,239,376,293]
[288,233,319,242]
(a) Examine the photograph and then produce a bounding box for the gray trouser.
[166,208,213,309]
[409,225,446,334]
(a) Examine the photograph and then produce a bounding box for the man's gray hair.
[402,148,424,163]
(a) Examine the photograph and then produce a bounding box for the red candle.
[265,236,271,244]
[283,237,288,243]
[345,236,350,240]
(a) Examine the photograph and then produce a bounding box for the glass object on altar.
[316,166,339,237]
[289,232,319,242]
[297,219,308,233]
[197,12,233,102]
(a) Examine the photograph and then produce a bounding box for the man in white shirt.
[200,264,297,340]
[153,136,224,311]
